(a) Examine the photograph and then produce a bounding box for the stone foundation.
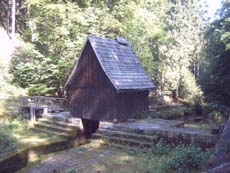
[93,118,219,149]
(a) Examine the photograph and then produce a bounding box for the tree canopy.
[0,0,213,104]
[202,0,230,105]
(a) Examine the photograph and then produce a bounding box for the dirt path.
[18,142,144,173]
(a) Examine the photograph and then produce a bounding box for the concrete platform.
[46,111,71,119]
[100,118,214,136]
[100,118,184,129]
[44,112,219,148]
[98,117,219,148]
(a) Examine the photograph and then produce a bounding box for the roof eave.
[116,86,155,93]
[87,36,120,91]
[64,37,89,88]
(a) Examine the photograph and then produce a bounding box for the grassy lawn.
[140,142,213,173]
[19,139,213,173]
[0,118,64,162]
[148,101,227,132]
[0,95,65,162]
[184,122,212,131]
[19,141,146,173]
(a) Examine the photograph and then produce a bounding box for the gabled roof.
[65,35,155,92]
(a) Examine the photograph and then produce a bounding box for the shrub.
[180,70,203,103]
[193,98,203,115]
[0,118,28,152]
[0,131,17,151]
[143,142,213,173]
[0,122,17,152]
[9,42,60,96]
[151,140,172,156]
[150,106,193,120]
[208,110,224,124]
[27,84,56,96]
[160,145,212,173]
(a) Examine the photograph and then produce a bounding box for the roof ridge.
[65,35,155,91]
[88,34,116,42]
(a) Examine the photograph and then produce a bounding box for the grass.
[149,105,193,120]
[148,101,228,132]
[20,141,146,173]
[0,93,64,159]
[18,138,214,173]
[140,141,214,173]
[184,123,212,131]
[81,140,214,173]
[0,118,63,162]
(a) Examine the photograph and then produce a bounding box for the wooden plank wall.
[115,91,149,121]
[67,41,149,122]
[68,42,116,121]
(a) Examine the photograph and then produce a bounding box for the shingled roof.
[65,35,155,92]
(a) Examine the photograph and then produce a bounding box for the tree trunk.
[11,0,16,38]
[7,6,10,35]
[207,116,230,171]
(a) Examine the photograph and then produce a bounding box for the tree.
[0,0,27,38]
[203,0,230,105]
[8,0,205,102]
[9,0,133,96]
[150,0,204,101]
[9,42,57,96]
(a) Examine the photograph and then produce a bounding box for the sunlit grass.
[184,123,212,131]
[0,118,63,157]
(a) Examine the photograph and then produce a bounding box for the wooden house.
[65,35,154,128]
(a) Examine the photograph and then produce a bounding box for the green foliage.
[180,70,203,103]
[144,142,212,173]
[159,145,211,173]
[0,128,17,152]
[0,50,25,117]
[0,51,25,100]
[27,84,56,96]
[10,0,139,96]
[0,119,25,152]
[0,118,34,153]
[0,68,25,99]
[150,106,192,120]
[202,1,230,105]
[151,139,171,156]
[10,42,44,88]
[150,0,204,102]
[208,110,224,123]
[10,42,58,96]
[199,103,218,116]
[6,0,205,101]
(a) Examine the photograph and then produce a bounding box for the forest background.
[0,0,230,106]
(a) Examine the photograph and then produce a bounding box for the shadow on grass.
[19,140,145,173]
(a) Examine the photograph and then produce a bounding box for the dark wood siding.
[115,91,149,121]
[67,41,150,122]
[68,42,116,121]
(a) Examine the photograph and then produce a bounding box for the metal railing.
[19,96,68,120]
[20,96,66,110]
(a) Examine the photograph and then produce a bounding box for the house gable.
[70,41,113,90]
[65,35,155,92]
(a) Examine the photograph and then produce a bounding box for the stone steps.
[92,119,219,150]
[38,118,81,129]
[93,138,146,152]
[93,133,153,148]
[96,129,158,143]
[32,128,73,138]
[92,127,156,150]
[33,117,80,138]
[45,114,72,123]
